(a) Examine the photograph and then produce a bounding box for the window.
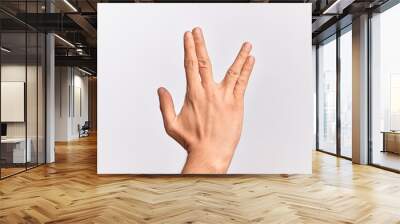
[318,36,337,154]
[340,28,352,158]
[317,26,353,159]
[370,3,400,171]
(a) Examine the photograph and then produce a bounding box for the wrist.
[182,150,232,174]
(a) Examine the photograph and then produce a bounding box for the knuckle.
[243,63,253,72]
[197,59,210,69]
[237,77,247,85]
[239,51,247,59]
[165,123,176,135]
[184,59,195,69]
[227,68,239,78]
[187,90,198,101]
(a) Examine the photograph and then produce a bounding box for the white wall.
[55,67,89,141]
[71,73,89,138]
[55,67,69,141]
[98,4,313,174]
[312,45,317,149]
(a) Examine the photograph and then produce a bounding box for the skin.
[157,27,255,174]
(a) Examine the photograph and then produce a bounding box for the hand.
[157,27,255,174]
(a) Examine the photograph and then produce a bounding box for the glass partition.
[38,32,45,165]
[27,31,38,169]
[0,1,46,179]
[27,0,37,170]
[0,31,28,177]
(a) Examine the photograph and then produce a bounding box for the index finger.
[192,27,213,86]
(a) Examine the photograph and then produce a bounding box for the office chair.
[79,121,90,138]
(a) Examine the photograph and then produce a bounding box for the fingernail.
[157,87,164,95]
[243,42,252,51]
[192,27,202,34]
[184,31,191,39]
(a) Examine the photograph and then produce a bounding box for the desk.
[1,138,31,163]
[382,131,400,154]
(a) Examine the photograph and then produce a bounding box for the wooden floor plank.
[1,134,400,223]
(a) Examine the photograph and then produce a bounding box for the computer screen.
[1,123,7,137]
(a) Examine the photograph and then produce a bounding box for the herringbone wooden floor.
[1,135,400,223]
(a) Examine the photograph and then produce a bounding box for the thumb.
[157,87,176,133]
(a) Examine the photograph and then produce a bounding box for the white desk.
[1,138,31,163]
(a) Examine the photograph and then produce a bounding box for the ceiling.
[0,0,394,74]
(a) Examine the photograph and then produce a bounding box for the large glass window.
[318,36,337,154]
[371,3,400,171]
[340,28,352,158]
[317,27,353,159]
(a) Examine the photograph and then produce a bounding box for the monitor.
[1,123,7,137]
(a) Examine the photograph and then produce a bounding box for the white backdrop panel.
[98,3,313,174]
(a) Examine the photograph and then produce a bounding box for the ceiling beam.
[67,13,97,40]
[55,55,96,71]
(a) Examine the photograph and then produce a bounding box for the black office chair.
[79,121,90,138]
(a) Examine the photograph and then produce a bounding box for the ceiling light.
[76,48,85,55]
[54,34,75,48]
[322,0,354,15]
[1,47,11,53]
[78,67,93,76]
[323,0,341,14]
[63,0,78,12]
